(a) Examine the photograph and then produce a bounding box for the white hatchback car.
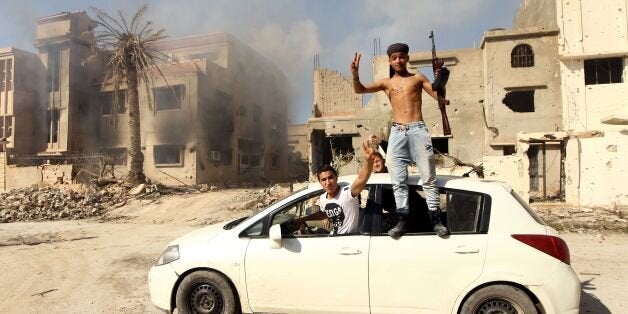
[148,173,580,314]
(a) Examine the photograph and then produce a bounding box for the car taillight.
[511,234,571,265]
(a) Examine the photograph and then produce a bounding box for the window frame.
[154,85,184,111]
[369,184,491,237]
[584,57,624,85]
[153,144,184,167]
[511,44,534,68]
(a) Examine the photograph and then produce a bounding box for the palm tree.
[90,5,171,184]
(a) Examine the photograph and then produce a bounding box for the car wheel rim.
[475,297,523,314]
[188,283,224,314]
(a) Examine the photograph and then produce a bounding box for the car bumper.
[148,264,179,312]
[528,262,580,313]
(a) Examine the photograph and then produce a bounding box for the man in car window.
[294,137,376,235]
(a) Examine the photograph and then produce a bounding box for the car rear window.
[511,191,546,225]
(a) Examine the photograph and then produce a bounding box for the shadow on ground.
[580,279,611,313]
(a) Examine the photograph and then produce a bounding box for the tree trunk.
[127,67,146,184]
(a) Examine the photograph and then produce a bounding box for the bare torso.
[384,74,427,123]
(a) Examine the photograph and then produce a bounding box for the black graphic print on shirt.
[323,202,345,232]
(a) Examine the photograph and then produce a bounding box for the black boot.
[429,210,449,237]
[388,214,407,239]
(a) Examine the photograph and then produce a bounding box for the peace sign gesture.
[350,52,361,78]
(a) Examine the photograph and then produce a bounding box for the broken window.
[584,57,623,85]
[0,116,12,140]
[100,90,126,115]
[45,109,60,144]
[103,147,128,166]
[154,85,184,111]
[502,90,535,112]
[47,48,60,92]
[503,145,516,156]
[431,137,449,154]
[511,44,534,68]
[154,144,182,166]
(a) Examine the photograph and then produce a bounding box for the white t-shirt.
[319,185,360,234]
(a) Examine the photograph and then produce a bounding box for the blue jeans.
[387,121,439,215]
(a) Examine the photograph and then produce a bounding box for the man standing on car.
[350,43,449,238]
[294,137,376,235]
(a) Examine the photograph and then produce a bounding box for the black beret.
[387,43,409,56]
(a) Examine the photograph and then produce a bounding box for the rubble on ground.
[532,202,628,233]
[0,182,299,223]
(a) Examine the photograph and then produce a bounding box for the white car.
[148,173,580,314]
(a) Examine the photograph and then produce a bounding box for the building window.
[154,144,183,166]
[47,48,60,92]
[100,90,126,115]
[503,145,516,155]
[511,44,534,68]
[103,147,128,166]
[45,109,60,144]
[0,59,13,92]
[584,57,624,85]
[0,115,13,139]
[154,85,184,111]
[239,105,247,116]
[432,137,449,154]
[503,90,535,112]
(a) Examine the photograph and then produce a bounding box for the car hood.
[170,221,228,246]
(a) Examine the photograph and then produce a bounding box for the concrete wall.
[482,154,529,202]
[557,0,628,206]
[288,124,309,161]
[513,0,557,29]
[565,133,628,206]
[482,27,561,155]
[4,166,41,191]
[313,69,362,117]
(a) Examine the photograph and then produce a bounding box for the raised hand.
[362,134,379,164]
[350,52,361,78]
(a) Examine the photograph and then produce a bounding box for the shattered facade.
[0,11,289,190]
[305,0,627,206]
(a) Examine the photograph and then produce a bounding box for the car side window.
[378,185,487,235]
[270,192,330,237]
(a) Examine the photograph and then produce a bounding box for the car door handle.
[338,247,362,255]
[454,246,479,254]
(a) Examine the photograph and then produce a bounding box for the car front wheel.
[175,270,237,314]
[460,284,537,314]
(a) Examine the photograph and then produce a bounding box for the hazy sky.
[0,0,521,123]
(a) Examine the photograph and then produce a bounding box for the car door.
[243,190,371,314]
[368,185,490,313]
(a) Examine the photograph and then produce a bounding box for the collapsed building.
[0,11,288,190]
[295,0,627,207]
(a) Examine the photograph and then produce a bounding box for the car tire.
[175,270,238,314]
[460,284,537,314]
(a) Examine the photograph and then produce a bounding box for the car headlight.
[155,245,180,266]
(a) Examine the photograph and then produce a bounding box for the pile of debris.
[0,182,222,223]
[533,203,628,233]
[0,181,300,224]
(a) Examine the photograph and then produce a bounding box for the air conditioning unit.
[209,151,221,161]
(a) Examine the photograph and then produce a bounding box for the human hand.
[362,135,379,164]
[350,52,361,78]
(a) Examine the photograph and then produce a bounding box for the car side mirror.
[269,224,282,249]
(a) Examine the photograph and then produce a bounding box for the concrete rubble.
[0,182,296,224]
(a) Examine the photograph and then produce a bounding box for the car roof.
[325,173,513,192]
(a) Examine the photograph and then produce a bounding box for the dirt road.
[1,192,626,313]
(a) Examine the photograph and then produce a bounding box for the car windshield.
[223,186,309,229]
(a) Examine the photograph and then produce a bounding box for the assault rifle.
[429,31,452,136]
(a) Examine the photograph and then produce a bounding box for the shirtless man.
[351,43,449,238]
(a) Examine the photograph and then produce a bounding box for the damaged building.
[0,11,288,190]
[303,0,627,207]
